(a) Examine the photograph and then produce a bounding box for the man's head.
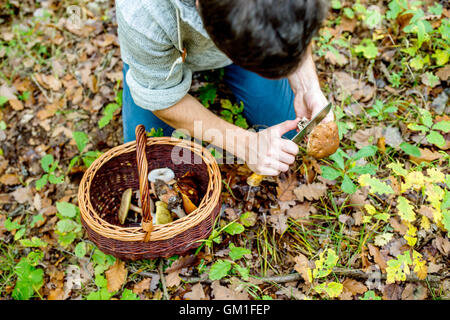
[198,0,328,79]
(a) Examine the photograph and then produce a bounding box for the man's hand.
[289,47,334,124]
[246,119,300,176]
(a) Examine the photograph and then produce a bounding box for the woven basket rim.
[78,136,221,242]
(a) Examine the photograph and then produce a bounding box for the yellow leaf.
[420,216,431,231]
[426,168,445,184]
[401,171,425,192]
[412,251,428,280]
[404,223,417,247]
[425,184,444,210]
[364,204,377,215]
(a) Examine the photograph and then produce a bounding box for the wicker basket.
[77,125,222,260]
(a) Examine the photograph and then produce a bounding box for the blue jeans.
[122,63,297,143]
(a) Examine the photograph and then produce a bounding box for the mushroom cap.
[148,168,175,183]
[118,188,133,224]
[307,121,340,159]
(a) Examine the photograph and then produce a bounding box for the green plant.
[68,131,102,172]
[320,146,378,194]
[367,100,398,120]
[98,81,122,129]
[208,242,251,281]
[35,154,65,190]
[407,108,450,149]
[55,202,83,247]
[4,217,26,241]
[354,39,378,60]
[12,251,44,300]
[220,99,249,129]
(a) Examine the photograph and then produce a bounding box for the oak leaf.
[105,260,127,293]
[293,183,327,202]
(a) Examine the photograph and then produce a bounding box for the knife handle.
[247,173,265,187]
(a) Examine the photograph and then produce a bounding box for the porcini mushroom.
[148,168,175,183]
[154,201,173,225]
[306,121,340,159]
[154,180,186,218]
[118,188,146,224]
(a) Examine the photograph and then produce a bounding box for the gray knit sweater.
[116,0,232,111]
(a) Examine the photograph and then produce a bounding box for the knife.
[246,103,333,187]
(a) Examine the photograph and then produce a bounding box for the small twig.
[132,267,447,285]
[158,260,170,300]
[31,74,52,103]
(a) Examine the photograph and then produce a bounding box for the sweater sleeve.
[116,6,192,111]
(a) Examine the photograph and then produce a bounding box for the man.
[117,0,333,176]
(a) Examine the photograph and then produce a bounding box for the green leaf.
[442,210,450,236]
[365,10,383,29]
[41,154,54,173]
[57,232,77,247]
[235,114,249,129]
[31,214,44,228]
[73,131,89,153]
[428,3,443,16]
[86,288,113,300]
[223,222,245,235]
[407,123,428,134]
[4,218,22,231]
[19,237,47,248]
[209,260,232,281]
[233,264,249,281]
[74,242,87,258]
[229,243,251,261]
[240,211,257,227]
[387,162,408,177]
[121,289,140,300]
[14,228,26,241]
[341,174,357,194]
[360,290,382,300]
[426,131,446,148]
[0,96,8,107]
[397,196,416,222]
[56,219,78,233]
[198,83,217,108]
[56,202,78,218]
[355,39,378,59]
[432,49,449,66]
[321,166,342,180]
[347,164,377,176]
[329,149,347,170]
[432,121,450,133]
[48,174,64,184]
[400,142,421,157]
[331,0,342,10]
[351,145,377,161]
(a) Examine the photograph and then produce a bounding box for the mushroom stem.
[130,204,142,214]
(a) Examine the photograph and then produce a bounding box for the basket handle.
[135,125,153,242]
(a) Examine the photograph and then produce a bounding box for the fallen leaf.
[9,99,24,111]
[286,202,316,220]
[342,278,367,296]
[389,217,408,235]
[11,187,33,204]
[368,243,387,273]
[294,253,311,284]
[0,173,20,185]
[276,172,298,201]
[383,126,404,149]
[436,65,450,81]
[267,213,289,234]
[165,255,197,274]
[184,283,207,300]
[105,260,127,293]
[383,283,403,300]
[211,281,249,300]
[401,283,427,300]
[350,127,383,149]
[165,271,181,288]
[132,278,151,295]
[293,183,327,202]
[47,288,65,300]
[409,148,443,163]
[334,72,375,102]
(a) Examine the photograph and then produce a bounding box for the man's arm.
[288,46,334,123]
[154,94,300,176]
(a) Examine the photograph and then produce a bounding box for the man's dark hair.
[198,0,328,79]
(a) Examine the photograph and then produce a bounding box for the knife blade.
[246,103,333,187]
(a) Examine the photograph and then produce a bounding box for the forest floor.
[0,0,449,300]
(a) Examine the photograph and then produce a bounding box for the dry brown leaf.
[37,103,60,120]
[368,243,387,273]
[350,127,383,149]
[293,183,327,202]
[409,148,443,163]
[293,253,311,284]
[47,288,65,300]
[287,202,316,220]
[211,281,249,300]
[165,271,181,288]
[0,173,20,185]
[383,283,403,300]
[9,99,24,111]
[276,172,298,201]
[342,278,367,296]
[267,213,289,234]
[165,255,197,274]
[11,187,33,204]
[105,260,127,293]
[401,283,427,300]
[184,283,206,300]
[334,72,376,102]
[436,65,450,81]
[418,205,434,220]
[432,236,450,256]
[132,278,151,295]
[389,217,408,235]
